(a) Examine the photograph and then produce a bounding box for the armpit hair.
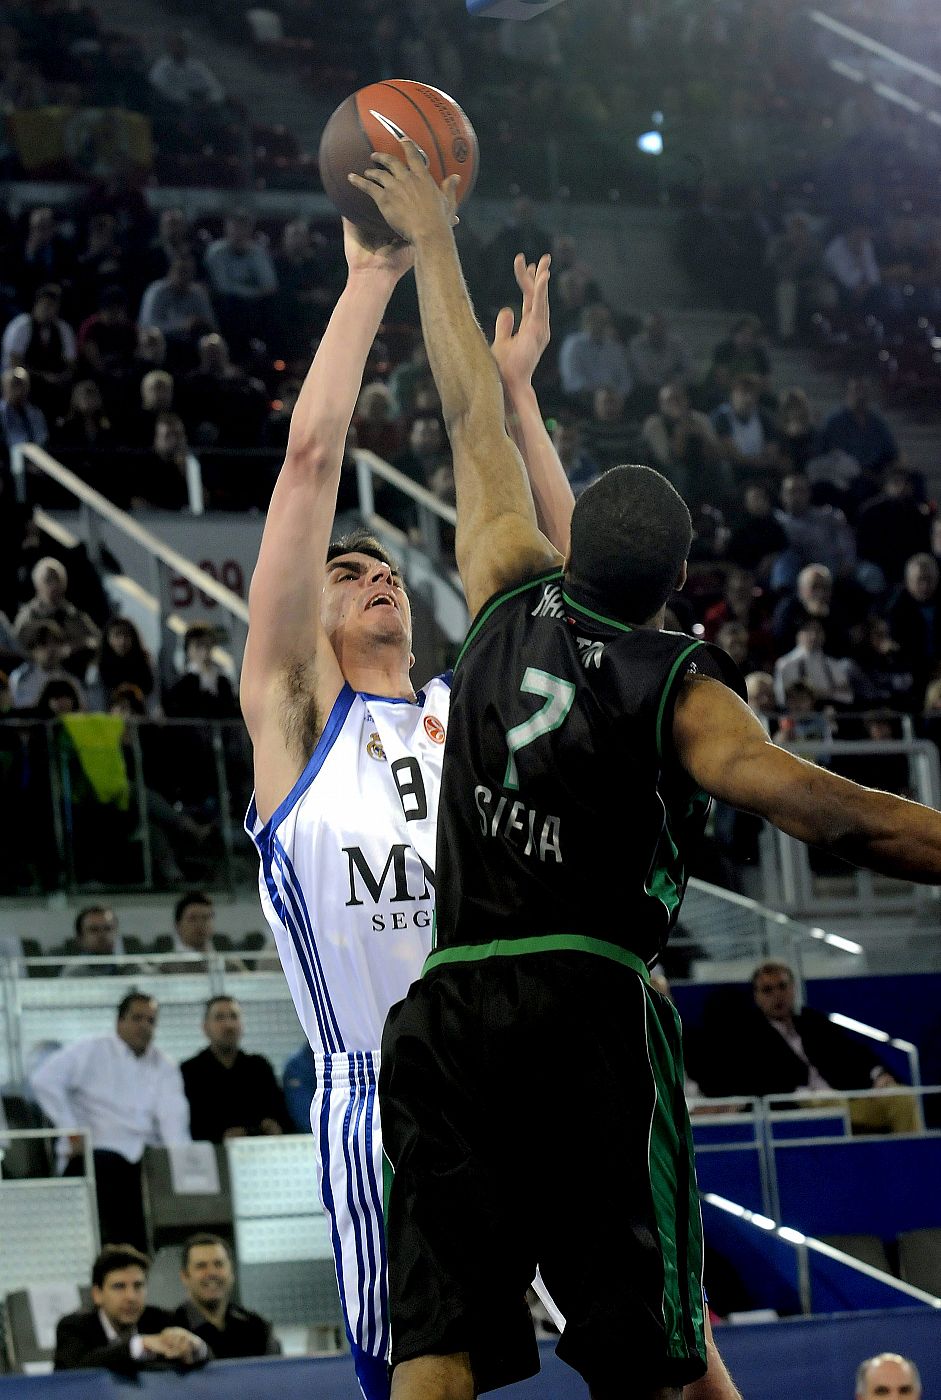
[279,658,320,764]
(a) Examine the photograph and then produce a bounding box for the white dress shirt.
[31,1032,191,1170]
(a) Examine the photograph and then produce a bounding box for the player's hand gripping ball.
[319,80,478,244]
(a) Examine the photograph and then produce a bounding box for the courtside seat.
[142,1145,233,1253]
[898,1228,941,1296]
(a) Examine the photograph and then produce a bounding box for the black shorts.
[379,951,707,1395]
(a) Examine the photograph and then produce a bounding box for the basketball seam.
[379,81,448,182]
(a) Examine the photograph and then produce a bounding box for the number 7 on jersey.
[504,668,576,790]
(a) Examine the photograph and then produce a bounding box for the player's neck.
[342,652,415,702]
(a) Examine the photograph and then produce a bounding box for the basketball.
[318,80,479,241]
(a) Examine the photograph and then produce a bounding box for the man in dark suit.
[54,1244,209,1372]
[714,961,917,1134]
[174,1233,280,1359]
[181,996,292,1142]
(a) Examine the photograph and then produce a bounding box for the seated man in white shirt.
[773,617,865,708]
[54,1244,209,1373]
[31,992,191,1249]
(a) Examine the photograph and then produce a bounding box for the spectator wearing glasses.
[59,905,125,976]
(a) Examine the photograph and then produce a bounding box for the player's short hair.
[327,530,401,579]
[92,1244,150,1289]
[567,465,692,625]
[181,1232,232,1270]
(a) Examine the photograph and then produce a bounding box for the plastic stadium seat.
[141,1145,233,1253]
[143,1246,188,1312]
[0,1096,53,1180]
[820,1234,893,1275]
[4,1284,90,1372]
[898,1228,941,1296]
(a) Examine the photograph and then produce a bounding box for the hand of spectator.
[222,1125,248,1139]
[491,252,551,391]
[67,1133,85,1157]
[144,1327,204,1363]
[874,1071,899,1089]
[259,1117,284,1135]
[342,217,414,284]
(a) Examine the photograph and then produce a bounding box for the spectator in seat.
[823,221,881,312]
[181,996,291,1142]
[77,286,137,380]
[580,386,636,472]
[13,557,100,672]
[817,377,899,478]
[776,388,819,474]
[51,380,115,482]
[59,904,126,976]
[853,615,915,710]
[390,411,450,527]
[773,617,863,708]
[131,326,168,388]
[856,468,931,587]
[131,412,191,511]
[704,315,771,404]
[181,333,267,448]
[16,206,73,305]
[745,670,776,718]
[164,622,238,719]
[204,210,277,349]
[1,283,76,415]
[89,617,156,710]
[550,415,599,498]
[627,312,691,412]
[641,381,723,504]
[726,481,788,579]
[885,553,941,690]
[771,563,852,658]
[711,373,780,478]
[9,620,80,711]
[121,368,175,449]
[32,992,191,1249]
[149,32,224,108]
[703,569,772,657]
[55,1244,209,1373]
[855,1353,921,1399]
[175,1234,280,1359]
[550,234,602,301]
[388,334,431,420]
[73,215,126,321]
[283,1042,316,1133]
[353,382,404,462]
[558,304,633,405]
[138,254,217,342]
[0,366,48,453]
[772,472,857,591]
[551,266,596,348]
[483,196,552,314]
[715,962,917,1135]
[139,207,198,288]
[766,212,835,342]
[273,219,337,351]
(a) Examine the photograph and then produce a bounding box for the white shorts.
[309,1050,388,1361]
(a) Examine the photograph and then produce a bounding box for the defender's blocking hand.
[348,138,459,247]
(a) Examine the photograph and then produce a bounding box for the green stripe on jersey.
[423,934,650,981]
[456,570,563,669]
[560,590,634,633]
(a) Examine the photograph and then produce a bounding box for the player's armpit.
[673,674,941,884]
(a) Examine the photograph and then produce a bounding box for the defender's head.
[322,530,412,664]
[565,466,691,626]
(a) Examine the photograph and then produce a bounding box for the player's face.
[321,552,412,655]
[93,1266,148,1329]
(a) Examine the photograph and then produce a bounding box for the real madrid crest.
[367,731,386,761]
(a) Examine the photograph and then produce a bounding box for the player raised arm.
[241,222,412,816]
[491,253,575,555]
[349,142,560,616]
[674,675,941,883]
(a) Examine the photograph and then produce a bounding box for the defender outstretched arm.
[674,676,941,883]
[350,144,560,616]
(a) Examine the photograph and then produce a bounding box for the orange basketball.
[318,80,479,241]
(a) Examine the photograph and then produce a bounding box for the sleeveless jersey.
[246,676,451,1053]
[429,571,745,972]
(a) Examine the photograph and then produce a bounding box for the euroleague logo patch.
[452,137,469,163]
[424,715,446,744]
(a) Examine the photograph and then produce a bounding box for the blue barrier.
[775,1137,941,1239]
[695,1145,767,1212]
[2,1319,941,1400]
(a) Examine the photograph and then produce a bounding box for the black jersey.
[429,568,746,972]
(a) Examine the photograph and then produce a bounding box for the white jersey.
[246,676,451,1054]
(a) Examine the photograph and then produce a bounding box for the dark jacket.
[172,1300,280,1359]
[709,1003,886,1098]
[54,1306,190,1372]
[181,1046,292,1142]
